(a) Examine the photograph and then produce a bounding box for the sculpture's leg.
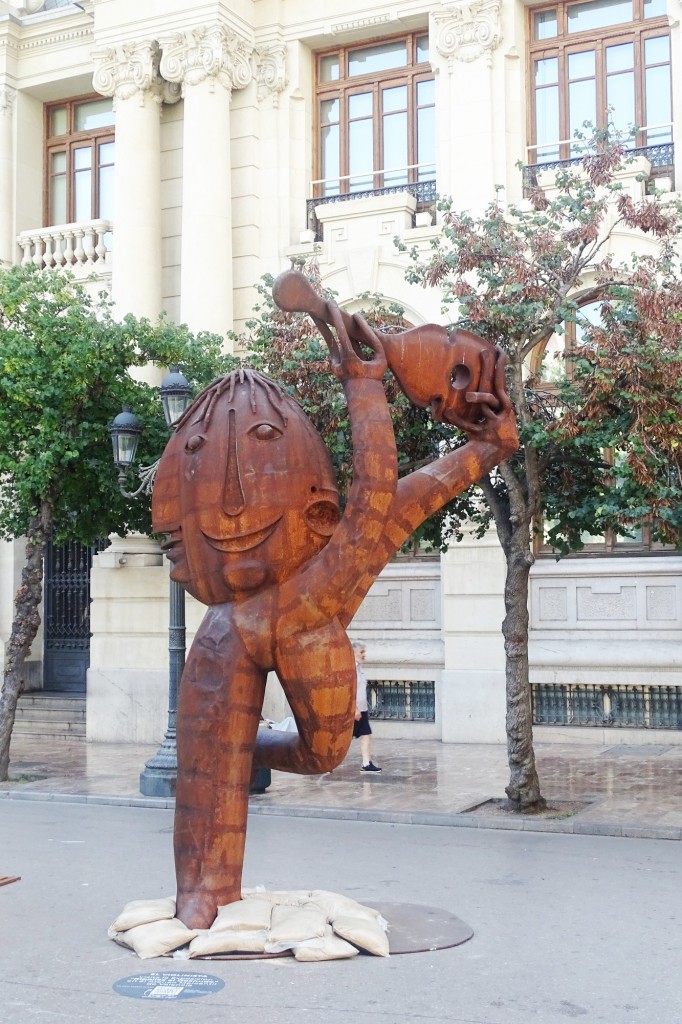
[254,620,356,774]
[174,607,266,929]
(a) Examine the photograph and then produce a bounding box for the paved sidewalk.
[3,732,681,839]
[4,801,680,1024]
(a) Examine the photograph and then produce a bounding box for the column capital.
[254,41,287,107]
[159,25,254,95]
[0,84,16,118]
[92,39,181,107]
[432,0,502,71]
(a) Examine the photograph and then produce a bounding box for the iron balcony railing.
[307,163,437,240]
[523,132,675,194]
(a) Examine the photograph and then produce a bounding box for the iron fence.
[532,683,682,730]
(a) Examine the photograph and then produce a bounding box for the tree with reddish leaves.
[399,132,682,810]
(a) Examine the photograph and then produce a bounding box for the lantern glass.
[159,366,193,428]
[109,408,141,468]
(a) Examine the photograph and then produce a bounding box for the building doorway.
[43,538,105,693]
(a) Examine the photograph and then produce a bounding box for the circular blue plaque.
[113,971,225,1001]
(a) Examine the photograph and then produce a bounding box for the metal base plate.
[366,901,473,955]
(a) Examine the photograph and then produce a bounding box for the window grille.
[532,683,682,729]
[367,680,435,722]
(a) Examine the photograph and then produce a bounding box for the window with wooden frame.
[45,96,115,227]
[314,32,435,199]
[528,0,672,164]
[531,302,671,556]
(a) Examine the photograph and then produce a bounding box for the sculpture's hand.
[460,348,519,456]
[271,269,386,381]
[320,305,387,382]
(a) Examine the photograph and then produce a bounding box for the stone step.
[17,696,84,712]
[14,693,86,741]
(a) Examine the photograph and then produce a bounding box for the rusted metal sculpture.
[152,271,518,929]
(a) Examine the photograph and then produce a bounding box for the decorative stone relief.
[577,586,637,621]
[0,85,16,117]
[646,586,677,621]
[351,568,442,630]
[254,41,287,106]
[531,571,681,631]
[159,25,254,95]
[354,587,403,623]
[92,40,180,107]
[538,586,568,622]
[410,588,436,622]
[330,14,392,34]
[433,0,502,70]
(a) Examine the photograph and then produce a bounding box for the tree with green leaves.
[0,264,237,780]
[397,135,682,809]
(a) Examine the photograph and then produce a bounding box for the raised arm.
[269,272,398,629]
[338,347,518,626]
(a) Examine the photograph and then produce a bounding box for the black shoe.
[360,762,382,773]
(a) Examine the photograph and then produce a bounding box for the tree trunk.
[0,506,52,781]
[501,520,546,811]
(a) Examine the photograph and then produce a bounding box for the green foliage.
[0,264,237,546]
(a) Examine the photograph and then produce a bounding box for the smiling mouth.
[202,517,282,553]
[160,533,184,560]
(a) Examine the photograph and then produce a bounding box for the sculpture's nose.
[222,408,246,516]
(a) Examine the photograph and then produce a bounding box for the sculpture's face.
[152,375,340,605]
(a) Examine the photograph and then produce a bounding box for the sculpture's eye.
[185,433,206,453]
[249,423,283,441]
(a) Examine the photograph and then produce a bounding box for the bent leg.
[254,619,356,774]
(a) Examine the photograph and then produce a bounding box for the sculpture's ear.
[304,499,340,537]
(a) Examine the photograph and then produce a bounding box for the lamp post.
[109,366,193,798]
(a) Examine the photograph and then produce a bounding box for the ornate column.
[253,41,288,269]
[93,41,180,323]
[0,85,16,266]
[431,0,502,212]
[160,26,254,336]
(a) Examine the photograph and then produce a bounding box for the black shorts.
[353,711,372,738]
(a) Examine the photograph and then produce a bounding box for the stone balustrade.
[16,220,113,276]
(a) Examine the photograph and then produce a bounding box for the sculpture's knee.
[304,747,345,774]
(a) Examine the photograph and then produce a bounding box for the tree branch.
[479,473,512,557]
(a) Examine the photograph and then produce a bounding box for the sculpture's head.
[152,369,340,605]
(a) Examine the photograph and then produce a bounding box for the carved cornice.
[92,40,180,107]
[0,85,17,117]
[254,41,287,106]
[433,0,501,70]
[330,14,392,35]
[159,25,254,95]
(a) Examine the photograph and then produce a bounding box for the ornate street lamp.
[109,407,141,479]
[109,366,193,798]
[159,365,193,429]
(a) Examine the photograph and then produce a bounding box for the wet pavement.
[3,733,681,839]
[4,800,680,1024]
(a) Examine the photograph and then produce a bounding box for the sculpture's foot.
[176,891,225,931]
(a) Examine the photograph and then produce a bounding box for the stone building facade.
[0,0,680,745]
